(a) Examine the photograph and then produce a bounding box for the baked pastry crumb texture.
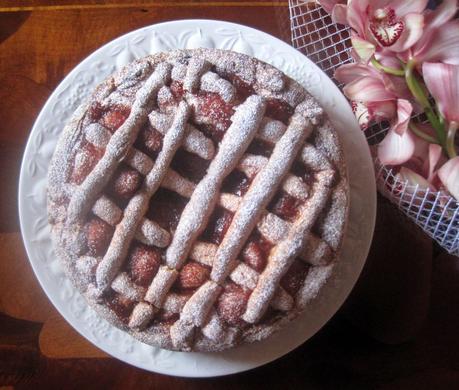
[47,48,349,352]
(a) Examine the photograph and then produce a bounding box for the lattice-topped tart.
[48,48,349,352]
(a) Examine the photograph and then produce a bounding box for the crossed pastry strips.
[54,52,345,351]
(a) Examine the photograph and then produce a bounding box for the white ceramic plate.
[18,19,376,377]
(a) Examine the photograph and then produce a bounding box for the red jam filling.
[268,192,302,222]
[200,207,233,245]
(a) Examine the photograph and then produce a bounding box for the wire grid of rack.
[288,0,459,255]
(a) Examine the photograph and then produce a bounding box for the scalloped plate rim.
[18,19,376,377]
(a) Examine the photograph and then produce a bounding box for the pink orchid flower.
[393,141,444,195]
[438,157,459,200]
[423,62,459,123]
[423,62,459,159]
[378,99,418,165]
[335,61,401,128]
[409,0,459,65]
[318,0,348,25]
[344,0,426,54]
[424,143,444,183]
[396,167,436,192]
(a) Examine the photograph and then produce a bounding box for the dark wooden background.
[1,1,458,388]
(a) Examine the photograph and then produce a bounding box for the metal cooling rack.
[288,0,459,255]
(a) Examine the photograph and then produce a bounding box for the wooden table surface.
[1,1,458,388]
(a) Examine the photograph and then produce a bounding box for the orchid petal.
[424,0,458,30]
[318,0,341,14]
[389,13,424,52]
[344,76,395,102]
[410,123,436,158]
[347,0,369,37]
[332,4,348,25]
[438,157,459,200]
[415,20,459,65]
[378,128,416,166]
[386,0,429,17]
[351,101,372,129]
[334,62,378,84]
[382,73,412,100]
[351,36,376,62]
[368,100,397,121]
[425,144,443,182]
[376,50,404,69]
[423,62,459,123]
[393,99,413,135]
[397,167,436,191]
[369,8,405,47]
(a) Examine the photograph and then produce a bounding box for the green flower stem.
[370,57,405,77]
[405,60,447,147]
[446,121,458,158]
[409,122,440,144]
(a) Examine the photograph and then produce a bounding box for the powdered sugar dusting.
[243,166,335,324]
[189,241,217,267]
[171,63,187,81]
[300,234,333,266]
[165,95,266,270]
[149,111,215,160]
[67,62,172,223]
[296,96,324,125]
[271,288,294,311]
[85,123,111,148]
[95,101,190,291]
[48,48,349,353]
[180,281,221,327]
[229,262,258,290]
[256,62,285,92]
[282,174,309,200]
[129,302,156,329]
[257,212,289,243]
[75,256,98,284]
[135,218,170,247]
[111,272,146,301]
[218,193,241,213]
[237,154,267,179]
[162,169,196,198]
[183,125,215,160]
[145,266,178,307]
[211,114,312,283]
[184,58,211,92]
[200,71,236,103]
[125,149,154,176]
[163,293,189,313]
[92,196,122,226]
[201,310,226,342]
[257,117,286,143]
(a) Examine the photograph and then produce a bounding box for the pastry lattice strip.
[67,63,172,223]
[95,101,191,292]
[90,108,334,342]
[111,96,267,325]
[79,58,333,348]
[85,108,301,245]
[242,165,336,323]
[210,113,313,284]
[127,102,333,347]
[90,152,322,258]
[164,95,267,270]
[126,96,264,350]
[169,108,316,349]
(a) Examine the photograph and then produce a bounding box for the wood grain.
[39,313,108,359]
[0,1,458,388]
[0,0,289,12]
[0,234,53,322]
